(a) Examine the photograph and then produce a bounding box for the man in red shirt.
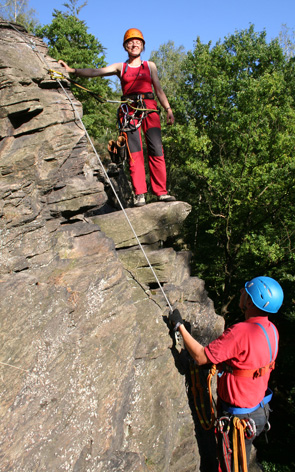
[169,276,284,471]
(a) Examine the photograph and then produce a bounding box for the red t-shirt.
[120,61,153,95]
[204,317,279,408]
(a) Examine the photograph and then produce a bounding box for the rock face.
[0,22,224,472]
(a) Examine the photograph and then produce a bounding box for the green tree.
[149,41,187,191]
[168,26,295,317]
[0,0,39,31]
[149,41,186,101]
[36,6,118,144]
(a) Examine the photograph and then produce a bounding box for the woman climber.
[58,27,176,207]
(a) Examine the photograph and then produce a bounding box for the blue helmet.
[245,276,284,313]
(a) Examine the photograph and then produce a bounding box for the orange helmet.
[123,28,145,46]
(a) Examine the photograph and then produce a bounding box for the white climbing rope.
[5,21,173,312]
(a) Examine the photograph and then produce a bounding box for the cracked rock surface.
[0,22,224,472]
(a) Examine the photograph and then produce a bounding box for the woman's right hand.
[58,60,75,74]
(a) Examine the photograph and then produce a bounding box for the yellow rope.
[232,417,248,472]
[190,362,217,430]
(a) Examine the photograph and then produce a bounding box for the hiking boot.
[134,194,146,207]
[158,194,176,202]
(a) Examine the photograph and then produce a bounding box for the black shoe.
[158,194,176,202]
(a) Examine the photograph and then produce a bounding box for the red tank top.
[120,60,153,95]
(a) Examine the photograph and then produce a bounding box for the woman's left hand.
[167,109,174,125]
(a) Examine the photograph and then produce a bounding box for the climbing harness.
[118,60,160,133]
[190,361,217,430]
[5,21,174,316]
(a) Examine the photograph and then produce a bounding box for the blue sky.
[30,0,294,68]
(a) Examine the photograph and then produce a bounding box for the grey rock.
[0,22,225,472]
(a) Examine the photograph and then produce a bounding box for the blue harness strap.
[222,388,273,415]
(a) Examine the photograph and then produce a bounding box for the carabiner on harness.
[244,418,256,439]
[118,103,145,132]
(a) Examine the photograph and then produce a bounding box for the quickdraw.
[215,416,256,472]
[215,416,232,472]
[190,361,217,430]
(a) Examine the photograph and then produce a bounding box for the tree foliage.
[149,41,187,188]
[167,26,295,320]
[150,41,186,101]
[36,6,118,144]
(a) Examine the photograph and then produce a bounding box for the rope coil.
[190,361,217,430]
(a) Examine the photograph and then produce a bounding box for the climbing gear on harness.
[123,28,145,46]
[215,416,232,472]
[190,362,217,430]
[215,416,256,472]
[118,98,159,133]
[245,276,284,313]
[134,194,146,207]
[222,321,278,382]
[158,194,176,202]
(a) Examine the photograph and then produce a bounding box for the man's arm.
[169,309,209,365]
[179,324,209,365]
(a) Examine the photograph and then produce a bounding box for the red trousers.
[124,100,167,196]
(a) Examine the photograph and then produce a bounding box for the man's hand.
[168,309,184,331]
